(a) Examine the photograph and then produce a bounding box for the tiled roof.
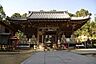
[7,10,90,21]
[28,11,70,19]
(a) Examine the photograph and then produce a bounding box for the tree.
[11,13,27,19]
[11,13,21,19]
[0,5,6,20]
[76,9,90,17]
[74,9,92,42]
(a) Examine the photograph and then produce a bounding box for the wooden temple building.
[4,11,90,49]
[0,20,17,50]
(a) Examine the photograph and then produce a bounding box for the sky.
[0,0,96,19]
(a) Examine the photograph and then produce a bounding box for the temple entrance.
[44,34,56,50]
[38,27,58,50]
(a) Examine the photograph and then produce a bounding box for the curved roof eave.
[7,18,27,21]
[71,15,90,21]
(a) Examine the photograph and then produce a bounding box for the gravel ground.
[0,53,32,64]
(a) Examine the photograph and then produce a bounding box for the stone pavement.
[21,50,96,64]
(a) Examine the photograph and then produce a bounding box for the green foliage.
[11,13,27,19]
[73,9,95,42]
[74,21,90,36]
[15,30,24,39]
[11,13,21,18]
[76,9,90,17]
[0,6,6,20]
[74,20,96,42]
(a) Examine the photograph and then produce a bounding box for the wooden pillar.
[37,30,44,45]
[37,31,39,46]
[42,35,44,43]
[57,34,61,49]
[54,35,57,43]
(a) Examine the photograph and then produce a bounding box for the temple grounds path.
[21,50,96,64]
